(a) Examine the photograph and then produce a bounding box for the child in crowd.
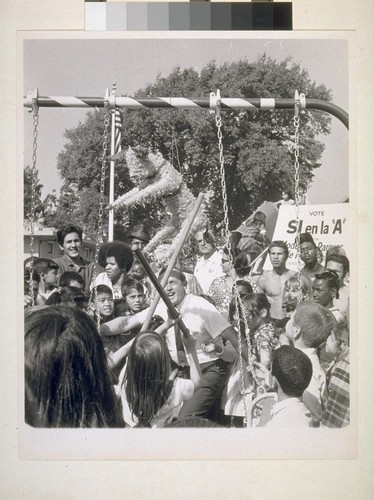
[122,278,146,314]
[89,285,124,355]
[286,301,335,426]
[45,271,85,305]
[321,320,350,428]
[114,279,148,345]
[115,330,202,428]
[59,271,84,289]
[34,259,59,302]
[45,285,88,310]
[25,306,120,428]
[263,345,313,428]
[281,274,313,319]
[244,293,278,369]
[235,280,254,299]
[312,270,344,369]
[297,182,310,205]
[276,274,313,345]
[313,271,344,322]
[128,258,152,302]
[223,293,278,426]
[24,268,44,308]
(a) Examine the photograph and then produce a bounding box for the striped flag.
[114,109,122,153]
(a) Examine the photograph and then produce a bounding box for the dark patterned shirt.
[207,275,233,316]
[253,322,278,359]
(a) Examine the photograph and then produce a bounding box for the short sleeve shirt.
[194,250,224,294]
[155,294,231,366]
[53,254,96,293]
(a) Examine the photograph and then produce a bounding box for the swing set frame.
[24,88,349,426]
[24,88,349,128]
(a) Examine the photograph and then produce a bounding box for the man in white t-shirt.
[101,268,239,421]
[193,231,224,294]
[158,269,239,420]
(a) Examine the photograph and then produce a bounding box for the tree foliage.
[54,55,332,237]
[24,166,44,221]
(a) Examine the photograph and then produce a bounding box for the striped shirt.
[321,348,350,428]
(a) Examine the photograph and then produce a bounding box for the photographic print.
[21,32,354,459]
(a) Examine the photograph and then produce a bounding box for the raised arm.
[100,309,147,336]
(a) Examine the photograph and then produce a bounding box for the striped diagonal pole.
[24,91,349,128]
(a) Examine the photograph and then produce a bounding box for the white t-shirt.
[266,397,312,428]
[155,294,230,366]
[193,250,224,294]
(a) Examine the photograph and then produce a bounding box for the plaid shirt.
[321,348,350,428]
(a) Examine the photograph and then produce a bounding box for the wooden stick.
[135,249,189,338]
[139,192,205,332]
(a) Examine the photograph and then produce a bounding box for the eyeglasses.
[221,259,229,264]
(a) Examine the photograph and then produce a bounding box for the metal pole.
[108,109,115,242]
[23,95,349,129]
[108,83,117,242]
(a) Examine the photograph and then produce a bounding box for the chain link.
[293,112,303,301]
[28,109,39,307]
[89,110,111,328]
[215,112,258,422]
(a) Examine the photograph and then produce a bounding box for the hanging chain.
[89,109,111,328]
[293,102,303,301]
[28,107,39,306]
[214,110,258,422]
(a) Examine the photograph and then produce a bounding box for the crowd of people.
[24,216,350,430]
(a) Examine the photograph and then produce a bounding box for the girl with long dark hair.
[117,330,201,428]
[25,306,121,427]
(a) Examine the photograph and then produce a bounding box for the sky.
[23,35,349,204]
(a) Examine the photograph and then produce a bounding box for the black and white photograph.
[21,32,354,459]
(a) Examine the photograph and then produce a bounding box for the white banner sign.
[264,203,351,271]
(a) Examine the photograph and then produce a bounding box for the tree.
[41,190,59,227]
[55,55,332,237]
[118,55,331,228]
[56,110,165,239]
[24,166,44,221]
